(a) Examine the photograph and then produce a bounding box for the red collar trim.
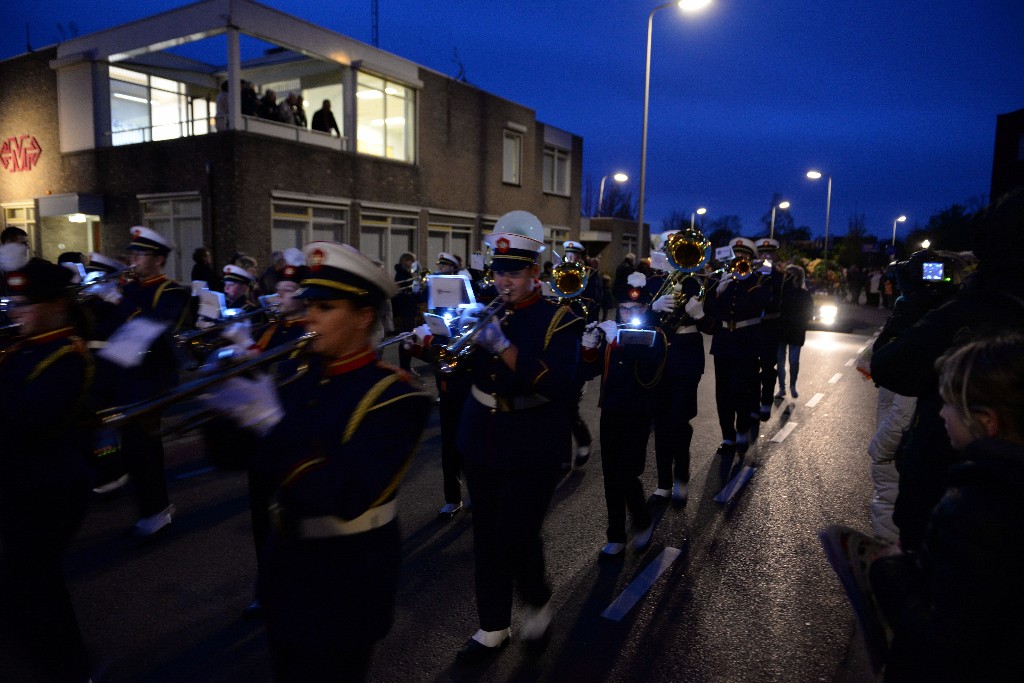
[28,326,75,345]
[511,289,543,310]
[325,348,377,376]
[283,317,306,328]
[139,274,168,287]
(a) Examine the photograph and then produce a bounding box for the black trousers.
[713,355,759,442]
[0,487,91,682]
[464,462,560,631]
[654,373,700,488]
[122,412,170,517]
[600,412,653,543]
[439,388,466,504]
[569,383,593,459]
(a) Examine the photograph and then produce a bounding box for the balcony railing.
[108,115,349,151]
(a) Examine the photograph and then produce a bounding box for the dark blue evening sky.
[4,0,1022,241]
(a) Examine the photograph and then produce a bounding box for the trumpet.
[437,290,509,374]
[175,306,274,361]
[396,270,431,291]
[75,265,136,298]
[101,332,316,428]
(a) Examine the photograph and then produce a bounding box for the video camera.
[886,249,963,302]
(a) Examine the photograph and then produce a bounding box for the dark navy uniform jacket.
[0,328,94,515]
[755,265,785,347]
[253,317,307,352]
[258,348,432,520]
[703,273,770,359]
[647,274,717,377]
[580,313,667,414]
[457,289,582,470]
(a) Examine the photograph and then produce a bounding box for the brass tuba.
[549,260,592,299]
[653,227,711,327]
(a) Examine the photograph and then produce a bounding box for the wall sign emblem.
[1,135,43,172]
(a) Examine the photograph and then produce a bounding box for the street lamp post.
[597,172,629,216]
[806,170,832,287]
[637,0,712,245]
[690,206,706,230]
[891,214,907,249]
[769,200,790,240]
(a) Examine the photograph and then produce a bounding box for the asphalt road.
[1,303,892,682]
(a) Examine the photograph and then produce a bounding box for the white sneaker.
[92,474,129,495]
[574,444,591,467]
[521,601,552,641]
[438,502,463,518]
[672,480,689,503]
[133,504,175,537]
[600,542,625,556]
[651,488,670,498]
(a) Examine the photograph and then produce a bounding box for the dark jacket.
[871,438,1024,681]
[778,284,813,347]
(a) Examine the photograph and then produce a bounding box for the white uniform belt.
[471,385,550,412]
[87,341,108,349]
[275,499,398,539]
[762,312,781,320]
[674,324,698,335]
[722,317,761,331]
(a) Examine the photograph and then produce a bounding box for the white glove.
[201,372,283,435]
[403,323,433,350]
[221,321,254,347]
[93,279,123,304]
[598,320,619,342]
[411,279,421,294]
[581,322,601,349]
[652,294,676,313]
[474,320,511,355]
[716,275,734,296]
[684,297,705,320]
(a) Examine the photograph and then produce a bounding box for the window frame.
[542,145,571,197]
[503,129,523,186]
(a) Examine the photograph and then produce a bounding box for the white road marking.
[771,422,798,443]
[175,466,215,480]
[856,345,867,354]
[828,373,843,384]
[844,358,855,366]
[601,547,682,621]
[806,392,825,407]
[714,465,757,503]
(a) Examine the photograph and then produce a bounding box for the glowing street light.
[921,239,931,249]
[806,170,833,286]
[598,172,629,216]
[690,206,706,230]
[769,200,790,240]
[891,214,907,248]
[637,0,713,245]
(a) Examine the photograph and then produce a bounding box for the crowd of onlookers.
[215,80,341,136]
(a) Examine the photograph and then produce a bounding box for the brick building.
[0,0,584,282]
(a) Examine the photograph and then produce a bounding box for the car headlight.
[819,304,838,325]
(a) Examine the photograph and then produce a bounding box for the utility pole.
[371,0,379,47]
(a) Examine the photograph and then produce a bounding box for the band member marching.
[204,241,432,680]
[703,237,770,470]
[454,211,582,661]
[580,272,667,556]
[555,240,600,468]
[1,258,95,681]
[99,227,191,536]
[753,238,785,423]
[648,229,717,505]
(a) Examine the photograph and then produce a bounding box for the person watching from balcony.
[259,89,281,122]
[312,100,341,137]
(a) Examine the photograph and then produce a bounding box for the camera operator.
[871,189,1024,553]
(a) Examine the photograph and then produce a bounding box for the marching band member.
[454,211,582,661]
[580,272,667,556]
[405,251,475,518]
[204,241,432,680]
[1,259,94,681]
[649,237,717,506]
[392,251,425,372]
[703,237,770,467]
[100,227,190,536]
[250,261,310,352]
[222,263,260,312]
[753,238,785,421]
[559,240,600,468]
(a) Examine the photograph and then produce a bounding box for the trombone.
[101,332,316,428]
[653,227,711,327]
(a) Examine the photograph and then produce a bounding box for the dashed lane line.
[828,373,843,384]
[806,392,825,408]
[601,547,683,621]
[770,422,798,443]
[844,358,855,366]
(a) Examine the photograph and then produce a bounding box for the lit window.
[543,146,570,196]
[356,74,415,161]
[503,130,522,185]
[110,66,210,146]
